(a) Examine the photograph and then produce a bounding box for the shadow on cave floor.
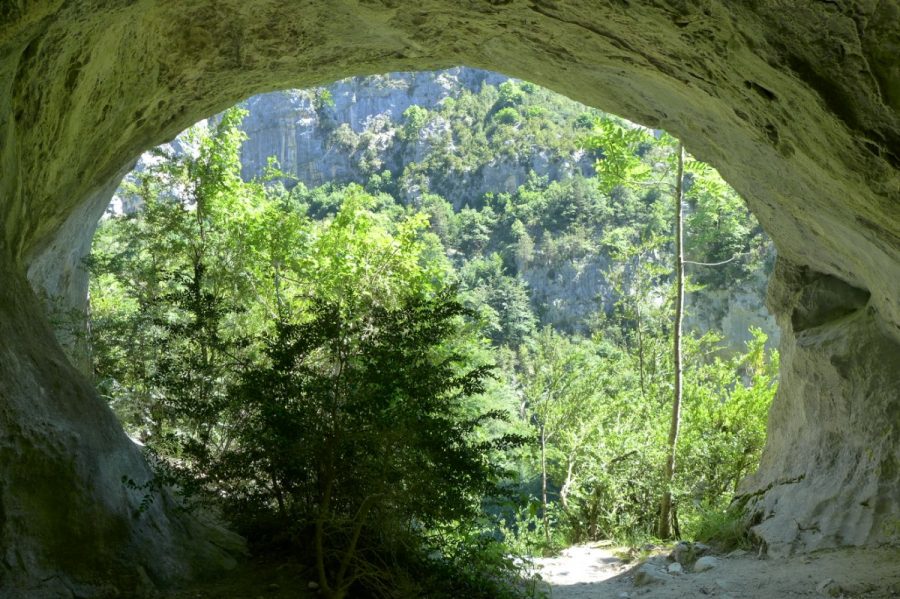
[163,554,318,599]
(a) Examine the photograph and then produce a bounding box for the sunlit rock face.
[0,0,897,594]
[236,69,597,205]
[241,69,509,194]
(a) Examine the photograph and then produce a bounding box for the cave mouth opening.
[77,66,781,594]
[5,1,898,594]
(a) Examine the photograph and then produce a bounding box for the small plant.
[420,524,547,598]
[121,475,158,515]
[688,504,751,551]
[882,517,900,541]
[497,502,552,557]
[314,88,334,111]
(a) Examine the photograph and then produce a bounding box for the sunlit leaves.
[579,118,655,193]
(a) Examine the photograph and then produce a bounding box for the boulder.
[694,556,719,573]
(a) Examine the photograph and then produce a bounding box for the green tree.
[460,254,536,347]
[90,71,780,585]
[401,104,430,141]
[89,106,262,442]
[510,218,534,272]
[519,328,601,544]
[213,293,521,598]
[659,142,685,539]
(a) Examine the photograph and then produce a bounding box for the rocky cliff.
[238,68,596,207]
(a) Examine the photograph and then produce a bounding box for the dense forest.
[87,74,779,598]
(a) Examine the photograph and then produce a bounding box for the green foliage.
[315,88,335,110]
[677,328,779,510]
[91,108,539,598]
[579,118,654,193]
[453,206,497,254]
[408,520,546,599]
[459,253,536,346]
[547,329,777,546]
[687,504,753,551]
[89,107,262,445]
[401,104,430,141]
[683,162,769,287]
[90,71,779,593]
[497,81,526,108]
[207,294,526,596]
[494,107,522,126]
[216,293,508,523]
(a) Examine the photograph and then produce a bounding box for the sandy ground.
[164,543,900,598]
[532,544,900,598]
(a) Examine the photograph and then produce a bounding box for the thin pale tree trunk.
[636,295,646,398]
[540,424,550,545]
[560,455,576,510]
[659,142,685,539]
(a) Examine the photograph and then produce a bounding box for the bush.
[189,293,527,597]
[494,107,522,126]
[401,105,430,141]
[686,504,752,551]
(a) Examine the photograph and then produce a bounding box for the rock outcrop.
[236,69,598,206]
[684,267,780,352]
[242,69,520,198]
[739,257,899,554]
[1,0,897,594]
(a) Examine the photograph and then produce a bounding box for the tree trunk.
[540,424,550,545]
[659,142,686,540]
[560,456,576,510]
[316,470,336,596]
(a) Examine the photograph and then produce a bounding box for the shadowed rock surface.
[0,0,897,595]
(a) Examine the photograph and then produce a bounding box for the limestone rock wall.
[236,68,595,207]
[684,267,781,352]
[0,254,243,597]
[240,69,503,194]
[0,0,897,593]
[739,258,900,554]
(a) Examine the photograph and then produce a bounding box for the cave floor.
[163,554,317,599]
[532,544,900,598]
[160,544,900,598]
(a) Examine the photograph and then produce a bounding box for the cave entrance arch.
[1,2,897,595]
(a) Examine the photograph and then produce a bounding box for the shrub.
[686,504,752,551]
[495,107,522,126]
[191,293,526,597]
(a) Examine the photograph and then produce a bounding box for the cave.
[0,1,898,595]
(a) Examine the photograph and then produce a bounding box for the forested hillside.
[112,68,777,351]
[89,71,781,597]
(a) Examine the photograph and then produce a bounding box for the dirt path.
[533,544,900,598]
